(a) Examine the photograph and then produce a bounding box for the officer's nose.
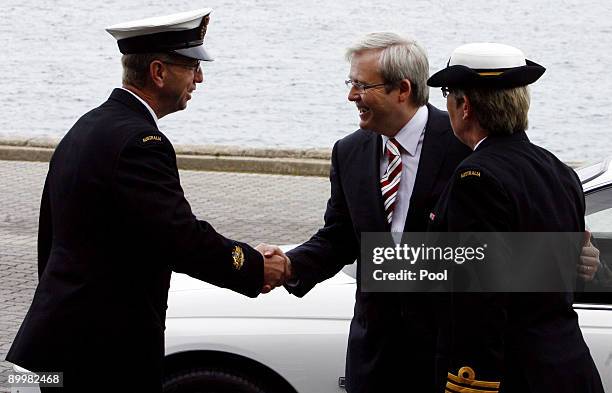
[194,66,204,84]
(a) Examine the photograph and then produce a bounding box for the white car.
[11,159,612,393]
[161,158,612,393]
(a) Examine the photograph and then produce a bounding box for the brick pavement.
[0,160,330,390]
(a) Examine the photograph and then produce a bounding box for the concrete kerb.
[0,137,585,175]
[0,137,332,177]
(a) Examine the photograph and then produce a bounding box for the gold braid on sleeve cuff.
[446,366,500,393]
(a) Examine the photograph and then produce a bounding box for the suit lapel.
[404,104,451,232]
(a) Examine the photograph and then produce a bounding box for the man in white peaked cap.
[6,9,289,392]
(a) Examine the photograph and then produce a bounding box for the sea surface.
[2,0,611,161]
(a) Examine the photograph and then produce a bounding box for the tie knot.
[386,138,401,158]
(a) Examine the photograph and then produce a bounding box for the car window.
[576,185,612,305]
[577,159,609,184]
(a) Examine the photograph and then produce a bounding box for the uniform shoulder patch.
[142,135,162,143]
[135,132,166,148]
[460,169,481,179]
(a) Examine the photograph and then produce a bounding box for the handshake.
[256,243,293,294]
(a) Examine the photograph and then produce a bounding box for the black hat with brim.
[427,43,545,88]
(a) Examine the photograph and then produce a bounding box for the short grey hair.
[453,86,531,135]
[345,32,429,106]
[121,52,175,88]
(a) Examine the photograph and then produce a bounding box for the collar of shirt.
[473,136,488,151]
[381,105,428,156]
[120,87,159,126]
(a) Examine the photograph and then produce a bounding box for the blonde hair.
[453,86,530,135]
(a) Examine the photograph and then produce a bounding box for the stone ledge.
[0,145,54,163]
[0,142,331,177]
[0,137,332,160]
[0,138,585,176]
[176,155,330,176]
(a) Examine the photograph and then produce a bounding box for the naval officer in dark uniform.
[6,9,288,392]
[427,43,604,393]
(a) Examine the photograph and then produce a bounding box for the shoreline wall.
[0,137,332,177]
[0,137,584,176]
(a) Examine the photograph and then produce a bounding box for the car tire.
[163,368,267,393]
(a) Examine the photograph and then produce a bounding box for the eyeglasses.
[162,60,201,73]
[345,79,388,93]
[441,87,452,98]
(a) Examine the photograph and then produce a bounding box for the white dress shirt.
[287,105,429,282]
[473,136,488,151]
[120,87,158,126]
[380,105,428,234]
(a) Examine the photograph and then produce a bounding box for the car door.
[574,184,612,391]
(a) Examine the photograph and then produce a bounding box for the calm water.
[2,0,611,161]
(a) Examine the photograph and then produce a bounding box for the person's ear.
[397,79,412,103]
[149,60,166,88]
[461,94,472,120]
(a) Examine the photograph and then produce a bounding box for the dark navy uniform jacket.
[429,131,604,393]
[6,88,264,392]
[286,104,471,393]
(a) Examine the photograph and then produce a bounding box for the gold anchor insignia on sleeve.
[446,366,500,393]
[232,245,244,271]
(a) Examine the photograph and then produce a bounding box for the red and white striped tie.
[381,138,402,224]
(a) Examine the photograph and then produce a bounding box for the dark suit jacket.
[286,104,471,393]
[6,89,264,392]
[429,131,604,393]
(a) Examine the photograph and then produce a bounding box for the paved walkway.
[0,160,330,390]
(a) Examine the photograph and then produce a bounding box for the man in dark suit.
[6,9,288,392]
[260,32,471,393]
[427,43,603,393]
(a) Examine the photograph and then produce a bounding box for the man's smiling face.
[347,49,402,136]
